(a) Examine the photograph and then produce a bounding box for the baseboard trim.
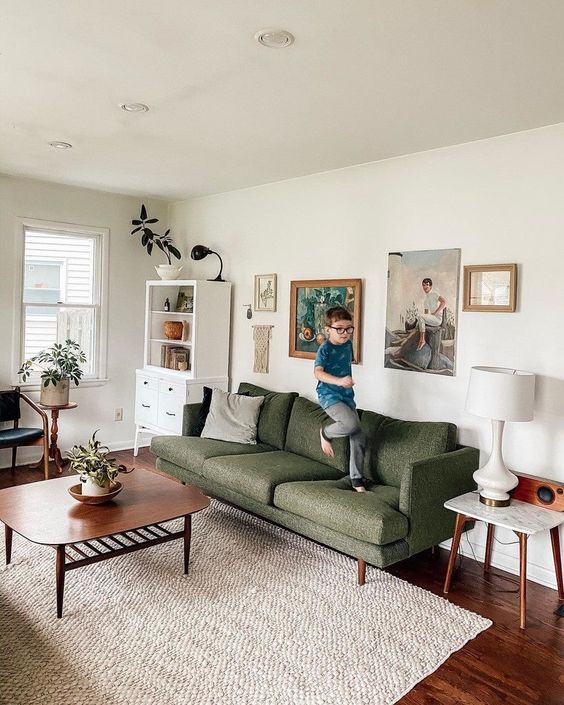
[0,440,151,469]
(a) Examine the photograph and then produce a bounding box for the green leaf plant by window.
[17,219,109,388]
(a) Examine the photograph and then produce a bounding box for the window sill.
[16,378,110,392]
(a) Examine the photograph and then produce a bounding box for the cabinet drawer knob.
[143,381,148,386]
[168,387,173,391]
[166,412,176,416]
[142,403,150,408]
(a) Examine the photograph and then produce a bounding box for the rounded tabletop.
[37,401,78,411]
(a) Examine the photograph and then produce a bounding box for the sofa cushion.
[150,435,272,476]
[274,478,408,545]
[201,388,264,444]
[284,396,348,473]
[360,410,457,488]
[237,383,298,450]
[201,451,344,505]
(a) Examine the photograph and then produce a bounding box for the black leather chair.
[0,388,49,480]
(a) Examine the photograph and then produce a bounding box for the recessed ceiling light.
[120,102,150,112]
[255,29,295,48]
[48,141,72,149]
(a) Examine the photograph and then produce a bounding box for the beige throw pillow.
[201,388,265,444]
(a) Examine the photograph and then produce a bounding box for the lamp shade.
[465,366,535,422]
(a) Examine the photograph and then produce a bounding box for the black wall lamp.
[190,245,225,281]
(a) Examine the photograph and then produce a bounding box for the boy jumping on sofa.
[314,306,367,492]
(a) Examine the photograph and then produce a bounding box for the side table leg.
[484,523,494,573]
[444,513,467,594]
[5,525,13,564]
[517,532,528,630]
[56,545,66,618]
[549,526,564,602]
[183,515,192,575]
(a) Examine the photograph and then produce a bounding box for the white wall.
[0,175,167,458]
[170,123,564,590]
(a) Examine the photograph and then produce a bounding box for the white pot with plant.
[18,339,87,406]
[131,204,183,280]
[67,431,127,496]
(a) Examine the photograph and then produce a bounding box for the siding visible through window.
[22,229,99,378]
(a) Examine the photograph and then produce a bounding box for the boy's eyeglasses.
[328,326,354,335]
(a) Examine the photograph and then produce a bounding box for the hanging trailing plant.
[131,204,181,265]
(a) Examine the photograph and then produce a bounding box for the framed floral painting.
[289,279,362,361]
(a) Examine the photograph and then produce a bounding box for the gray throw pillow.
[201,388,265,444]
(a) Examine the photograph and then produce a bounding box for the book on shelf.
[160,345,190,371]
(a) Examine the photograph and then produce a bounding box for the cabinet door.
[157,392,185,433]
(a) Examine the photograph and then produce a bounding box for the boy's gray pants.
[322,402,366,487]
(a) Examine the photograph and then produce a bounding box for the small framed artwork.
[463,264,517,312]
[175,287,194,313]
[289,279,362,362]
[254,274,277,312]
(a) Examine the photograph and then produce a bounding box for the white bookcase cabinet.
[134,279,231,454]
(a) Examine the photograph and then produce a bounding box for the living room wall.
[169,122,564,590]
[0,175,164,457]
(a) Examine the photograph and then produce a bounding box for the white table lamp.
[465,366,535,507]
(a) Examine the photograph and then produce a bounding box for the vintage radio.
[511,472,564,511]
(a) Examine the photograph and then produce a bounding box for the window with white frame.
[20,223,107,383]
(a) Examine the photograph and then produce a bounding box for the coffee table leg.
[56,545,66,618]
[5,525,13,564]
[184,515,192,575]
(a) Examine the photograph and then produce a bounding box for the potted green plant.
[67,431,127,496]
[18,339,87,406]
[131,204,182,280]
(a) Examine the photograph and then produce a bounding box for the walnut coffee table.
[0,469,209,617]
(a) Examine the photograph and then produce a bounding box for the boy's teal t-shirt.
[314,339,355,410]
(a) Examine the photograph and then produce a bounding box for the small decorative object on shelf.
[67,430,132,501]
[164,297,170,312]
[163,321,184,340]
[131,204,182,280]
[18,339,87,406]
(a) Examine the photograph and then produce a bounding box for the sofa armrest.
[182,403,203,436]
[399,445,479,555]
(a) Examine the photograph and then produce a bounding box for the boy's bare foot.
[354,485,367,493]
[320,429,334,457]
[416,336,426,351]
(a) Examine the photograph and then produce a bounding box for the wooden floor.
[2,448,563,705]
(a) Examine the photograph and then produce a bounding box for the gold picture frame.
[289,279,362,361]
[254,274,277,312]
[463,264,517,312]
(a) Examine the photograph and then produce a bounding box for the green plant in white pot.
[67,431,127,496]
[18,339,86,406]
[131,204,182,280]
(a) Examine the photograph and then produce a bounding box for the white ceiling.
[2,1,564,200]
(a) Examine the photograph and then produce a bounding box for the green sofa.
[151,382,479,583]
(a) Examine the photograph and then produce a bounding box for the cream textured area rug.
[0,502,490,705]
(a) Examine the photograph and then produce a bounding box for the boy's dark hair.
[325,306,353,325]
[422,277,433,286]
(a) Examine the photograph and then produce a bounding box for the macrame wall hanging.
[253,325,273,374]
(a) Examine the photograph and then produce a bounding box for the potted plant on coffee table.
[67,431,128,496]
[131,204,182,280]
[18,339,87,406]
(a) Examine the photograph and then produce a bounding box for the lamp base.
[479,494,510,508]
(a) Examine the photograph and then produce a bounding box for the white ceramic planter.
[39,378,70,406]
[155,264,183,280]
[81,476,111,496]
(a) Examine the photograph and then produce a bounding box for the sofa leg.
[357,559,366,586]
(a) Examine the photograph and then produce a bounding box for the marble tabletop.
[444,491,564,535]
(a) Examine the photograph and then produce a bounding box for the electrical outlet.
[114,407,123,422]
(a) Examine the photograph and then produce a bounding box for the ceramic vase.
[155,264,183,280]
[39,378,70,406]
[81,476,111,496]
